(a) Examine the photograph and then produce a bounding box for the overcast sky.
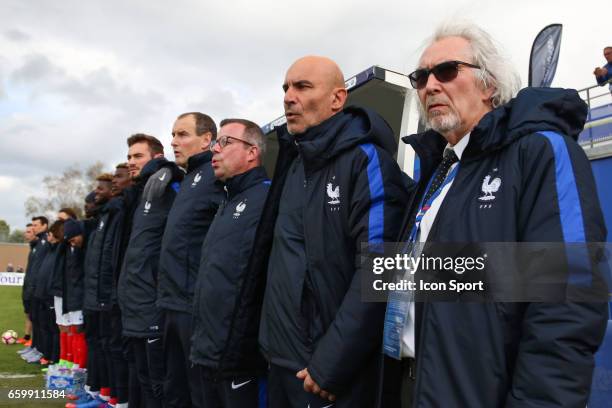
[0,0,609,230]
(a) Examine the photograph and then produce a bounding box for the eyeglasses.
[210,136,254,150]
[408,60,481,89]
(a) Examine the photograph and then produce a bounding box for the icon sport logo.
[144,201,152,214]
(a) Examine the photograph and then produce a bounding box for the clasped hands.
[296,368,336,402]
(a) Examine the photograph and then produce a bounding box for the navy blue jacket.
[158,151,224,313]
[118,158,183,337]
[49,242,67,298]
[63,244,86,313]
[83,198,123,311]
[191,166,270,378]
[397,88,608,408]
[24,233,49,302]
[34,242,61,304]
[258,106,413,397]
[22,240,37,307]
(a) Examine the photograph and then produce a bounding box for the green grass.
[0,286,64,407]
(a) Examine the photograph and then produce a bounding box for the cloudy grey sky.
[0,0,609,230]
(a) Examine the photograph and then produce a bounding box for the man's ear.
[200,132,213,151]
[331,87,348,112]
[246,144,259,164]
[153,153,164,159]
[484,86,496,106]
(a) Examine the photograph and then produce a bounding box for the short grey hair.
[219,118,266,157]
[423,21,521,108]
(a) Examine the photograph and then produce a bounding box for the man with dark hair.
[20,216,50,363]
[255,56,411,407]
[26,220,63,365]
[84,192,97,219]
[157,112,223,408]
[17,223,36,345]
[58,208,77,220]
[112,163,131,196]
[127,133,165,178]
[53,210,79,371]
[62,219,87,369]
[81,173,116,403]
[32,219,65,365]
[191,118,269,408]
[98,163,133,408]
[119,134,183,408]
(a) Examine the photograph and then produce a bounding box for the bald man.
[255,56,412,407]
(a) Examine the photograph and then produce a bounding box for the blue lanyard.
[408,163,460,243]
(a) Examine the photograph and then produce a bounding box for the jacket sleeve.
[506,132,609,407]
[596,63,612,86]
[307,144,413,393]
[98,212,120,306]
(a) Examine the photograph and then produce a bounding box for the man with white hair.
[382,22,608,407]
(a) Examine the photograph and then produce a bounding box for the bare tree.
[25,162,106,220]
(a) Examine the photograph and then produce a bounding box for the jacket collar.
[225,166,269,199]
[187,151,212,173]
[136,157,169,183]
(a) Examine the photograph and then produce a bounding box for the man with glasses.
[157,112,224,408]
[255,56,411,408]
[190,118,270,408]
[382,22,608,407]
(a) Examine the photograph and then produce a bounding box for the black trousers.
[132,336,165,408]
[84,310,101,391]
[198,366,265,408]
[109,305,129,403]
[46,301,59,362]
[268,362,378,408]
[381,356,414,408]
[163,309,203,408]
[32,299,59,361]
[98,310,114,392]
[30,298,42,352]
[126,340,144,408]
[37,300,58,361]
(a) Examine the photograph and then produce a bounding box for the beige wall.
[0,243,29,272]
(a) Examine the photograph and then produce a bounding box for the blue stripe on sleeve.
[258,377,268,408]
[538,131,587,242]
[359,143,386,245]
[538,131,590,285]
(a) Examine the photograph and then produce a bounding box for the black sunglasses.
[408,60,481,89]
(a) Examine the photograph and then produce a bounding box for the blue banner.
[529,24,563,87]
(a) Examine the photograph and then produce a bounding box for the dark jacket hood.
[279,105,397,170]
[136,157,183,184]
[403,87,588,164]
